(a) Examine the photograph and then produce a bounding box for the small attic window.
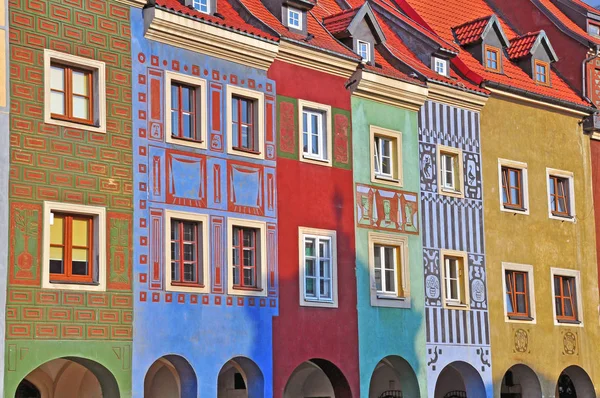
[433,57,448,76]
[534,60,550,85]
[287,7,302,30]
[193,0,210,14]
[589,22,600,37]
[357,40,371,62]
[484,45,501,72]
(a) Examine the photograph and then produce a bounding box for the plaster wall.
[131,11,278,398]
[0,0,8,390]
[481,95,600,397]
[351,96,427,398]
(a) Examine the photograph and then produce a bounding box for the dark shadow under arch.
[434,361,485,398]
[369,355,420,398]
[557,365,595,398]
[283,358,352,398]
[218,356,265,398]
[500,364,542,398]
[144,354,197,398]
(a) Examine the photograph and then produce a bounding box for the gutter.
[484,80,595,114]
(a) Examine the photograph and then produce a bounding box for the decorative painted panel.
[355,184,419,234]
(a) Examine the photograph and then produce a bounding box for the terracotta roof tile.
[322,7,360,35]
[506,31,540,59]
[452,15,492,45]
[397,0,590,106]
[156,0,277,41]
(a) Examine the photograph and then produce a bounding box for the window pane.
[305,259,315,277]
[506,292,514,313]
[374,268,381,291]
[385,269,395,292]
[243,249,253,267]
[312,133,319,155]
[319,239,330,259]
[448,259,457,278]
[232,266,239,285]
[243,229,254,246]
[243,268,254,286]
[383,247,395,270]
[305,238,315,256]
[516,294,527,314]
[320,259,330,278]
[50,215,64,245]
[72,218,89,247]
[51,91,65,115]
[306,277,315,296]
[450,279,458,299]
[72,96,90,120]
[564,298,574,317]
[182,86,191,111]
[183,114,192,139]
[50,258,64,275]
[72,71,88,96]
[321,278,331,299]
[555,297,563,316]
[184,263,195,282]
[374,245,381,269]
[171,110,179,137]
[51,66,64,91]
[183,243,194,261]
[303,131,308,153]
[232,98,239,123]
[515,273,525,293]
[171,85,179,109]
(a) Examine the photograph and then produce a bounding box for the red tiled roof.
[322,7,360,35]
[452,15,492,45]
[506,31,540,59]
[569,0,600,14]
[396,0,590,106]
[535,0,600,44]
[156,0,278,41]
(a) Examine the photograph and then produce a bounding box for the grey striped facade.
[419,100,493,397]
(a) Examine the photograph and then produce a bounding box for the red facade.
[269,59,360,396]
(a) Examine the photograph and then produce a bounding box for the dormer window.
[485,45,501,72]
[433,57,448,76]
[357,40,371,63]
[287,7,302,30]
[193,0,210,14]
[534,60,550,85]
[589,22,600,37]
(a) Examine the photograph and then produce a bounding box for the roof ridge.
[451,14,493,30]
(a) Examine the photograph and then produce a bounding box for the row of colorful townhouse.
[2,0,600,396]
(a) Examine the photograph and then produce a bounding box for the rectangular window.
[589,22,600,37]
[441,153,458,190]
[170,82,198,141]
[357,40,371,62]
[374,244,400,296]
[505,270,531,319]
[433,57,447,76]
[441,251,469,308]
[554,275,578,322]
[50,64,93,125]
[485,45,500,72]
[232,226,259,289]
[501,166,524,210]
[232,96,257,153]
[368,233,410,308]
[438,146,463,197]
[535,60,549,85]
[193,0,209,13]
[170,219,203,286]
[302,109,325,160]
[374,136,393,178]
[288,7,302,29]
[549,175,570,217]
[303,236,333,302]
[49,213,94,283]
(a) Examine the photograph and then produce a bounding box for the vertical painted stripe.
[462,308,469,344]
[455,308,461,344]
[432,198,438,248]
[477,311,483,345]
[484,311,490,345]
[433,307,439,343]
[440,309,446,343]
[475,208,482,254]
[461,204,467,253]
[448,309,454,343]
[426,308,431,343]
[453,203,460,251]
[470,310,476,344]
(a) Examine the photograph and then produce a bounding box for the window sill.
[441,188,461,195]
[232,147,261,156]
[51,114,96,127]
[50,280,99,286]
[171,282,205,288]
[232,286,263,292]
[507,315,534,321]
[371,293,411,309]
[302,154,328,163]
[170,135,204,144]
[374,174,400,184]
[45,116,106,133]
[550,213,574,220]
[376,294,406,301]
[445,302,469,310]
[503,205,526,212]
[300,298,338,308]
[557,318,581,325]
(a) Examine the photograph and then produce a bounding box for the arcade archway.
[218,357,264,398]
[500,364,541,397]
[284,358,352,398]
[369,355,420,398]
[556,365,595,398]
[434,361,485,398]
[144,355,197,398]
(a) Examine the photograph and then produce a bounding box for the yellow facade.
[481,94,600,396]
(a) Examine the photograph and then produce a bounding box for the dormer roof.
[322,2,385,43]
[507,30,558,62]
[452,14,510,47]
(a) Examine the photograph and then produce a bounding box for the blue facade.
[418,99,492,397]
[131,10,278,397]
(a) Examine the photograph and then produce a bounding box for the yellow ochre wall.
[481,95,600,397]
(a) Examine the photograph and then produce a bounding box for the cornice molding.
[276,40,359,78]
[144,7,279,71]
[428,83,488,113]
[113,0,146,8]
[354,71,428,111]
[486,87,590,117]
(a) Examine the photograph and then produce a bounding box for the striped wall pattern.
[425,307,490,345]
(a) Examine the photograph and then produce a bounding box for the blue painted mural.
[418,100,493,398]
[130,8,278,398]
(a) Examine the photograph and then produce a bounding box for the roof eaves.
[531,0,600,47]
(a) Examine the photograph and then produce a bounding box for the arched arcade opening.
[500,364,542,398]
[283,358,352,398]
[369,355,420,398]
[434,361,486,398]
[14,357,119,398]
[144,355,197,398]
[556,365,595,398]
[218,357,264,398]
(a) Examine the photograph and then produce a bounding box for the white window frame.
[164,210,210,293]
[498,159,529,215]
[287,7,302,30]
[589,22,600,37]
[550,268,583,327]
[433,57,448,76]
[368,232,410,309]
[501,262,536,324]
[42,201,106,292]
[298,227,338,308]
[370,126,403,187]
[227,218,267,297]
[357,40,371,63]
[437,145,464,198]
[298,99,332,166]
[546,168,575,222]
[193,0,210,14]
[44,49,106,133]
[165,71,207,150]
[226,85,265,160]
[440,249,469,309]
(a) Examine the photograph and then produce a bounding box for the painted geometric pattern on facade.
[8,0,133,338]
[135,52,278,305]
[276,95,352,169]
[355,183,419,234]
[418,100,489,349]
